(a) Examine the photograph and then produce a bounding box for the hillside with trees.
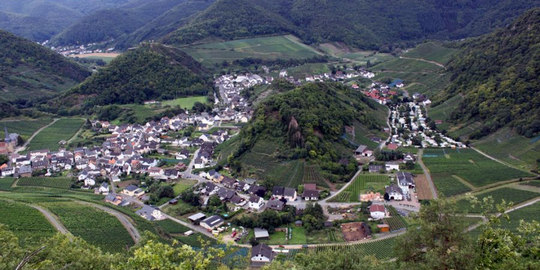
[164,0,540,51]
[228,82,383,182]
[61,44,209,110]
[440,8,540,139]
[0,30,90,102]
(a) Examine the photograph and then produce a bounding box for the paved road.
[15,118,59,153]
[29,204,69,234]
[76,201,141,243]
[417,149,438,199]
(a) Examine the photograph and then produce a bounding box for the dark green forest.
[231,82,381,180]
[442,8,540,139]
[64,44,209,109]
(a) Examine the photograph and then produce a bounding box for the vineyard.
[498,202,539,232]
[328,174,390,202]
[0,119,52,140]
[326,229,344,242]
[17,177,73,189]
[303,165,329,188]
[384,206,407,231]
[309,237,397,260]
[422,149,532,196]
[455,187,539,213]
[40,202,134,253]
[27,118,84,151]
[0,178,15,191]
[0,200,56,246]
[157,219,190,234]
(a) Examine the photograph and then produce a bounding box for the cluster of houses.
[360,81,402,105]
[50,42,115,57]
[389,101,466,148]
[385,172,416,201]
[213,74,257,122]
[279,68,375,86]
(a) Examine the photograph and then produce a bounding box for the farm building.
[188,213,206,224]
[200,215,224,230]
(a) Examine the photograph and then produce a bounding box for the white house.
[99,182,109,195]
[385,162,400,172]
[251,244,274,263]
[369,204,386,220]
[248,195,264,210]
[385,184,404,201]
[84,178,96,187]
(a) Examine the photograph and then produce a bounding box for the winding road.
[29,204,69,234]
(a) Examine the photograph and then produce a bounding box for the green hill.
[228,82,385,187]
[62,43,208,108]
[164,0,540,50]
[0,30,90,102]
[439,8,540,139]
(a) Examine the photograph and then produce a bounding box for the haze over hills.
[0,30,90,103]
[437,8,540,139]
[60,44,209,110]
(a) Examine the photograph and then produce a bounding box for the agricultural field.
[520,180,540,188]
[156,219,191,234]
[0,199,57,246]
[497,202,539,232]
[303,165,329,188]
[414,174,434,200]
[422,149,533,196]
[402,42,458,65]
[428,95,463,131]
[456,187,539,213]
[371,58,443,73]
[384,206,407,231]
[308,237,397,260]
[0,119,53,140]
[0,178,15,191]
[473,128,540,171]
[17,177,73,189]
[328,174,391,202]
[70,53,120,63]
[287,63,330,78]
[182,35,321,66]
[26,118,84,151]
[319,43,394,65]
[40,202,135,253]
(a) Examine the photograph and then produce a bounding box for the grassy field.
[328,174,391,202]
[287,63,330,78]
[319,43,394,65]
[27,118,84,151]
[402,42,458,65]
[265,226,307,245]
[156,219,191,234]
[41,201,134,253]
[456,187,539,213]
[0,199,57,246]
[422,149,533,196]
[71,53,120,64]
[182,35,321,66]
[0,178,15,191]
[473,128,540,171]
[0,119,53,140]
[162,96,207,108]
[17,177,73,189]
[172,179,198,196]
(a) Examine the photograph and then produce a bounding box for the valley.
[0,3,539,270]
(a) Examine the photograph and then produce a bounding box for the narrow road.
[28,204,69,234]
[465,198,539,232]
[76,201,141,243]
[378,106,392,151]
[15,118,59,153]
[417,149,438,199]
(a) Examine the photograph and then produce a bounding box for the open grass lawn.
[403,42,458,65]
[473,128,540,171]
[265,226,307,245]
[182,35,321,66]
[27,118,84,151]
[41,202,134,253]
[157,96,208,109]
[0,199,56,246]
[173,179,198,196]
[422,149,533,196]
[0,178,15,191]
[17,177,73,189]
[456,187,539,213]
[328,174,391,202]
[0,119,52,140]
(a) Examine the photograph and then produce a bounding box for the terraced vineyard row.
[17,177,73,189]
[0,200,56,246]
[384,206,407,231]
[303,165,329,188]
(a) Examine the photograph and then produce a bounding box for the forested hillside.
[0,30,90,102]
[51,0,191,46]
[63,44,208,109]
[441,8,540,139]
[229,82,383,182]
[0,0,134,41]
[165,0,540,50]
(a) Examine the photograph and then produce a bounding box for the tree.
[395,198,475,270]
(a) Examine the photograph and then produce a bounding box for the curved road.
[28,204,69,234]
[76,201,141,243]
